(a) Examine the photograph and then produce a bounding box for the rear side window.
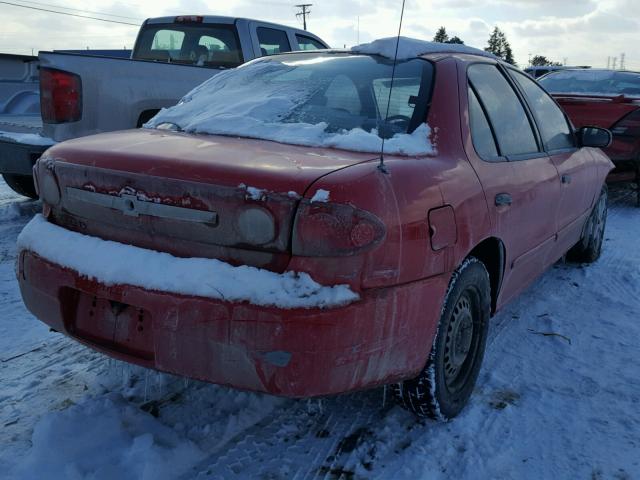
[257,27,291,56]
[510,70,575,151]
[296,34,326,50]
[468,87,499,159]
[468,64,539,157]
[134,23,243,68]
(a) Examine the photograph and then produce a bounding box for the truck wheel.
[567,186,607,263]
[393,257,491,420]
[2,174,37,199]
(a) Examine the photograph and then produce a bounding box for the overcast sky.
[2,0,638,69]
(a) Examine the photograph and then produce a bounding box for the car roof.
[543,68,640,75]
[257,48,504,65]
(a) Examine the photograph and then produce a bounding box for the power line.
[295,3,312,30]
[9,0,143,20]
[0,1,140,25]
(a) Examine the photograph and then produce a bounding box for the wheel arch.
[465,237,505,314]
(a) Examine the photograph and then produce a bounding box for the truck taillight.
[611,108,640,137]
[292,200,386,257]
[175,15,203,23]
[40,68,82,123]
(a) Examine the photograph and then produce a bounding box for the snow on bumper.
[17,217,449,397]
[17,215,358,309]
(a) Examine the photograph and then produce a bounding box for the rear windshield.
[146,53,435,154]
[133,23,243,68]
[540,70,640,97]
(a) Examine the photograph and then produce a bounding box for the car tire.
[2,174,37,199]
[393,256,491,420]
[567,186,607,263]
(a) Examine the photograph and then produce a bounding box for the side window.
[468,64,539,157]
[324,75,362,115]
[468,87,499,159]
[510,70,575,151]
[257,27,292,56]
[296,34,325,50]
[373,77,422,119]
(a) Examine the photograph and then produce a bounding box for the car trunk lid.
[553,94,640,129]
[41,129,376,272]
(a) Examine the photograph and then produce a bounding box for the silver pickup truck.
[0,15,328,197]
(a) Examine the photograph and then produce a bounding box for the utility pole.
[620,53,626,70]
[612,57,618,70]
[295,4,312,30]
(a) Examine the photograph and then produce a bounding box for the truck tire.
[2,174,37,199]
[567,186,607,263]
[393,257,491,420]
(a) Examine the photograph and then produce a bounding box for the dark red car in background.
[540,69,640,204]
[17,43,614,420]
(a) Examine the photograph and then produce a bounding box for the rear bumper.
[18,250,448,397]
[0,138,47,175]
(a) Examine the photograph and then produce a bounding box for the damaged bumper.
[17,250,448,397]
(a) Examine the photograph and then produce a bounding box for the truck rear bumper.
[0,138,47,175]
[18,250,447,398]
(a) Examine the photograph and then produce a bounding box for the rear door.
[508,69,595,253]
[462,62,562,305]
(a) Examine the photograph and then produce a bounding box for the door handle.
[561,174,572,184]
[495,193,512,206]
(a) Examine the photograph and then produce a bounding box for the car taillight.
[611,108,640,137]
[40,68,82,123]
[292,200,386,256]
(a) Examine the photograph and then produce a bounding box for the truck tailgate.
[38,52,223,142]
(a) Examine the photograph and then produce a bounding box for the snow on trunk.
[17,215,359,309]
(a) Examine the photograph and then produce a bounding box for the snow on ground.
[1,177,639,479]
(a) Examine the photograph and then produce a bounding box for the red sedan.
[540,69,640,204]
[18,42,613,420]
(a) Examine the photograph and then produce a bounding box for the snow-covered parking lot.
[1,177,638,480]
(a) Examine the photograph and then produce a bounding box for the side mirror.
[578,126,612,148]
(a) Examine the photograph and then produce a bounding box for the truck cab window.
[296,34,326,50]
[257,27,291,56]
[135,24,243,68]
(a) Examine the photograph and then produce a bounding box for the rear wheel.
[393,257,491,420]
[568,186,607,263]
[2,174,37,199]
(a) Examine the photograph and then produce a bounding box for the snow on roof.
[351,36,498,61]
[18,215,360,309]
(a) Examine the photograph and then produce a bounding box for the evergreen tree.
[485,27,516,65]
[531,55,562,67]
[446,36,464,45]
[433,26,449,43]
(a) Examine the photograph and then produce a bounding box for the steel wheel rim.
[443,290,480,392]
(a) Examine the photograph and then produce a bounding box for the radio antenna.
[378,0,406,174]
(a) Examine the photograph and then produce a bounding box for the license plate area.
[65,288,154,360]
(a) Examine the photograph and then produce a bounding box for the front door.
[508,68,595,254]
